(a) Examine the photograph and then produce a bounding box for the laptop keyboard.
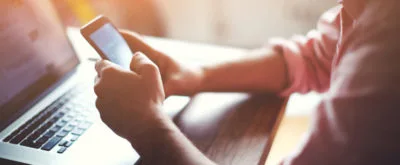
[2,85,96,154]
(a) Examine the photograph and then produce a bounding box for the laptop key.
[43,130,56,138]
[58,140,67,146]
[78,121,93,130]
[41,136,62,151]
[56,130,69,137]
[48,116,60,124]
[57,146,67,154]
[70,135,79,141]
[35,136,50,146]
[65,141,73,147]
[68,121,78,127]
[10,129,31,144]
[50,125,62,133]
[56,120,68,127]
[68,112,78,118]
[21,139,41,149]
[25,122,41,134]
[47,107,58,116]
[8,116,48,144]
[56,112,66,118]
[63,125,74,132]
[3,125,24,142]
[71,128,85,135]
[3,132,17,142]
[64,115,74,122]
[20,119,35,130]
[27,131,42,141]
[37,122,52,134]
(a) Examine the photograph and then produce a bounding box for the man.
[93,0,400,164]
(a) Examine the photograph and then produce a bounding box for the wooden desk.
[265,116,310,165]
[265,93,321,165]
[67,28,287,165]
[177,93,286,165]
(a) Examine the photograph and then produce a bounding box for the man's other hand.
[120,30,204,97]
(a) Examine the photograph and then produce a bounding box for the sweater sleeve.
[270,6,342,96]
[279,1,400,164]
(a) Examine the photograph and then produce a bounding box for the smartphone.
[80,15,133,69]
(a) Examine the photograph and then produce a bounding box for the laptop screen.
[0,0,79,127]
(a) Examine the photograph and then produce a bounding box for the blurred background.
[53,0,337,48]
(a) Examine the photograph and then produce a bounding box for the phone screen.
[89,23,133,69]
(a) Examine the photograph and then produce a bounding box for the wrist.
[127,108,178,153]
[196,66,210,93]
[192,66,206,94]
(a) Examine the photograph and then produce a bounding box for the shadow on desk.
[173,93,286,165]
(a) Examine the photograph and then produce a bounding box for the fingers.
[130,52,160,78]
[94,60,125,97]
[94,75,99,86]
[95,60,117,77]
[164,84,173,97]
[94,60,112,96]
[120,30,160,63]
[95,98,120,131]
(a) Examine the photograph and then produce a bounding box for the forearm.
[129,111,215,165]
[198,47,288,93]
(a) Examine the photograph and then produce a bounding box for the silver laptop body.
[0,1,140,164]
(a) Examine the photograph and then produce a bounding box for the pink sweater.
[272,1,400,164]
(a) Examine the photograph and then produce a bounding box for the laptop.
[0,1,146,164]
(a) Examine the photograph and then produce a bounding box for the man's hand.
[120,30,287,95]
[94,51,216,165]
[94,52,166,140]
[120,30,204,96]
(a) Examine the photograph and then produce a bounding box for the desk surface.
[265,93,321,165]
[178,93,286,165]
[68,28,287,165]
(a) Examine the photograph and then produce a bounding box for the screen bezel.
[80,15,117,61]
[0,1,80,131]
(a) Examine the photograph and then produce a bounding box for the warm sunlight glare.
[66,0,96,25]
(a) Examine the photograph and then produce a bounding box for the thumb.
[130,52,160,78]
[95,60,120,77]
[120,30,159,61]
[163,82,174,97]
